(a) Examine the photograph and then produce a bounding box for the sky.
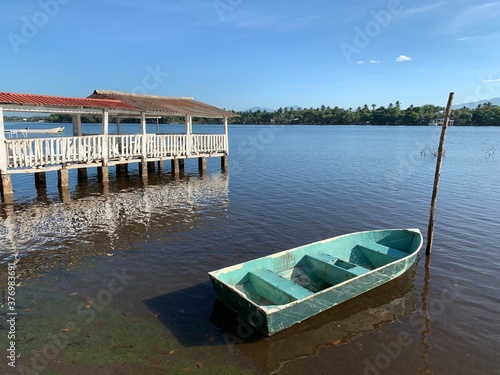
[1,0,500,111]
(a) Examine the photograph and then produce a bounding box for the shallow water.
[1,124,499,374]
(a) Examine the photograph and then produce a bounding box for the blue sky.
[1,0,500,111]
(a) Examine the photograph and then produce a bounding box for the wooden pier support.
[171,159,180,178]
[148,161,156,172]
[2,192,14,206]
[198,157,206,175]
[98,165,109,182]
[158,159,164,170]
[77,168,88,181]
[59,188,71,203]
[140,161,148,178]
[221,155,228,173]
[116,164,128,177]
[1,172,13,197]
[34,172,47,188]
[58,168,69,188]
[179,159,185,172]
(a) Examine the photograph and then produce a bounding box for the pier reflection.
[0,174,229,280]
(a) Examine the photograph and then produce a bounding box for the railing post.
[223,116,229,151]
[0,107,13,197]
[99,110,109,182]
[140,112,148,179]
[0,107,6,171]
[185,115,192,157]
[72,114,82,136]
[222,117,229,172]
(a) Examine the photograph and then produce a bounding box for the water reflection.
[420,256,432,374]
[0,174,229,280]
[206,269,417,373]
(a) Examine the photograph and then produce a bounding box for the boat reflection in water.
[210,268,417,373]
[0,173,229,280]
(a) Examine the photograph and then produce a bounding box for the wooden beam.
[426,92,454,256]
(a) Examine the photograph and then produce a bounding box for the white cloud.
[369,60,380,64]
[483,78,500,83]
[397,2,446,18]
[356,60,365,64]
[454,2,500,29]
[396,55,412,62]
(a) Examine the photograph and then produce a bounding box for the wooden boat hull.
[209,228,422,336]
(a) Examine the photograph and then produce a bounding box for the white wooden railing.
[191,134,227,155]
[4,134,227,169]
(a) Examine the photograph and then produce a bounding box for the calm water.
[1,124,499,374]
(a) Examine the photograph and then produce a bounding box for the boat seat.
[356,243,409,268]
[249,268,313,305]
[306,253,370,286]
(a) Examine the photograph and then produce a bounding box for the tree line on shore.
[5,102,500,126]
[232,102,500,126]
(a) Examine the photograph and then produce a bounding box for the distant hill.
[244,106,275,112]
[243,105,301,112]
[453,97,500,109]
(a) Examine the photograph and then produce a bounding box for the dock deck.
[0,90,236,198]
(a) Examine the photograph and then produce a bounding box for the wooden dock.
[0,90,236,200]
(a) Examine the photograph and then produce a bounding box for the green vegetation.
[6,102,500,126]
[232,102,500,126]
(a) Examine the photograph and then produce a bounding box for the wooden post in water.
[426,92,454,256]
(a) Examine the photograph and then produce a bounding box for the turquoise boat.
[208,228,423,336]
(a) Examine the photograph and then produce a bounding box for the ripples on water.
[1,125,499,374]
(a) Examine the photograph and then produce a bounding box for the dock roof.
[89,90,237,118]
[0,90,236,118]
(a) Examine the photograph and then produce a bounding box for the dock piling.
[58,168,69,188]
[77,168,88,181]
[221,155,228,173]
[34,172,47,188]
[198,157,206,175]
[98,165,109,182]
[1,172,13,197]
[171,159,180,178]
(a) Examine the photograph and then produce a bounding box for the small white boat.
[428,119,454,126]
[5,127,65,138]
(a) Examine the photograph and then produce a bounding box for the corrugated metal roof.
[89,90,237,118]
[0,92,138,110]
[0,90,237,118]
